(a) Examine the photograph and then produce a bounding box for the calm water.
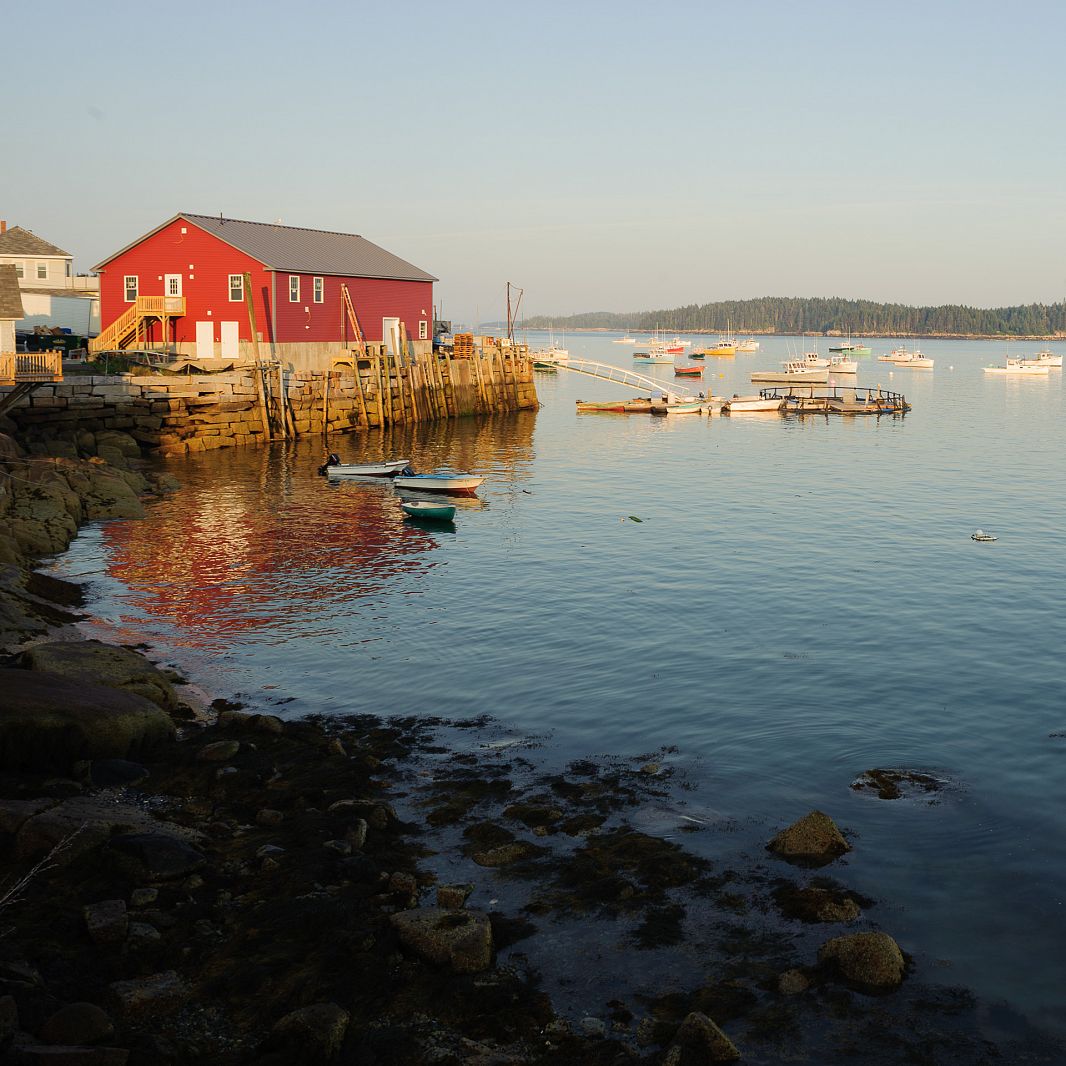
[53,333,1066,1033]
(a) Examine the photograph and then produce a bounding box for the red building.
[91,214,436,368]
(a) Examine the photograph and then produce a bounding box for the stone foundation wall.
[0,352,539,458]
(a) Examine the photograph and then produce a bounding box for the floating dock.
[759,385,911,415]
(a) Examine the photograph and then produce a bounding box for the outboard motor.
[318,453,341,476]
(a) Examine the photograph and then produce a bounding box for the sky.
[6,0,1066,322]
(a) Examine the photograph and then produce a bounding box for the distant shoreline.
[512,328,1066,342]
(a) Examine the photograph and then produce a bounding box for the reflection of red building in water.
[92,213,436,368]
[100,463,443,648]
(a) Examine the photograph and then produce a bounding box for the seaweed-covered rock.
[270,1002,350,1061]
[390,906,493,973]
[22,641,180,713]
[108,971,189,1015]
[818,931,906,993]
[852,768,943,801]
[39,1002,116,1045]
[670,1011,741,1062]
[84,900,128,945]
[772,881,863,923]
[768,810,850,866]
[0,671,174,773]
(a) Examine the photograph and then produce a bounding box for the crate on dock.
[453,333,474,359]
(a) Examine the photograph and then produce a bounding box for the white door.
[382,316,400,360]
[195,321,214,361]
[164,273,183,297]
[220,321,239,359]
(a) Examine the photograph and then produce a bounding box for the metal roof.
[0,226,71,258]
[93,214,437,282]
[0,264,26,319]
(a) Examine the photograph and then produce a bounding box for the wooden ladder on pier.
[340,285,368,357]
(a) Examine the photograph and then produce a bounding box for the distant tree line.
[521,298,1066,336]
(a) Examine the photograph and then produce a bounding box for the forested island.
[520,297,1066,338]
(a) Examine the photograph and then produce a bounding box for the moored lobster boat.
[394,473,485,495]
[674,365,703,376]
[751,362,829,385]
[983,364,1049,376]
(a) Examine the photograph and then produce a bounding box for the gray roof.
[0,264,25,319]
[0,226,71,257]
[94,213,437,283]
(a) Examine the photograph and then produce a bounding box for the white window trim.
[65,262,72,277]
[288,275,300,303]
[124,275,138,302]
[313,277,324,304]
[14,263,24,279]
[228,274,244,302]
[36,262,48,279]
[419,320,428,340]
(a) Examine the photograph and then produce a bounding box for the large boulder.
[106,833,206,883]
[22,642,180,713]
[15,796,176,863]
[818,931,906,993]
[389,907,493,973]
[0,670,174,772]
[768,810,851,867]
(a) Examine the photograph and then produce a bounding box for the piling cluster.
[1,351,538,459]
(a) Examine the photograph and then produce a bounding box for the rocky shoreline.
[1,429,1062,1065]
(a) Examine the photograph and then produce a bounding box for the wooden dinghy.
[402,501,457,521]
[394,473,485,496]
[320,456,410,478]
[576,398,654,413]
[674,365,703,376]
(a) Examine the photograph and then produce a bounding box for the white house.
[0,221,99,335]
[0,264,24,355]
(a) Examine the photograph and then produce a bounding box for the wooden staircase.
[89,296,186,354]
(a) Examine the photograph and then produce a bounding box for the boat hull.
[394,475,485,495]
[983,366,1050,375]
[325,460,409,478]
[724,397,784,412]
[402,502,456,521]
[751,371,829,384]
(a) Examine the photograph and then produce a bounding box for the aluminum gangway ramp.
[544,358,694,396]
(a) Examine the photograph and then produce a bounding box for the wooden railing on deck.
[15,352,63,383]
[0,353,14,386]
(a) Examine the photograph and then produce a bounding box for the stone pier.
[0,350,539,458]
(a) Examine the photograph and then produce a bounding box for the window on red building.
[124,276,138,302]
[229,275,244,302]
[289,276,300,302]
[313,277,324,303]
